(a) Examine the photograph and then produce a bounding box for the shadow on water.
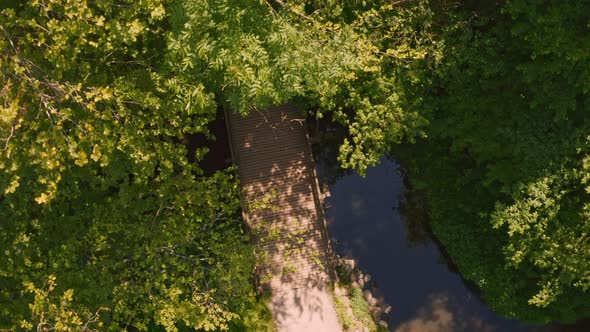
[317,157,589,332]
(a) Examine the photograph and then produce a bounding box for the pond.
[321,158,589,332]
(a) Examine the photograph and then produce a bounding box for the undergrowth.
[229,294,276,332]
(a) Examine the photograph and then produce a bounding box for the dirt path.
[270,285,342,332]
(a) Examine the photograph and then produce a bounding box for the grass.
[335,265,352,285]
[332,284,384,332]
[349,287,378,332]
[332,287,354,330]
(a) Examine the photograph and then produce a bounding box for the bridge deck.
[226,104,341,332]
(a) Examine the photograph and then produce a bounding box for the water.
[322,158,588,332]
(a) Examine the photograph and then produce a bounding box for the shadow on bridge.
[226,104,342,331]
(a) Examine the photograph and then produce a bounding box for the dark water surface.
[322,158,588,332]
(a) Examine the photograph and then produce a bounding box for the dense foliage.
[0,0,260,330]
[393,0,590,323]
[1,0,588,329]
[0,0,269,330]
[0,0,431,330]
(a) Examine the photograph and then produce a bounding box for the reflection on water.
[394,294,494,332]
[321,158,588,332]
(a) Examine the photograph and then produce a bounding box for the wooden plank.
[226,103,335,294]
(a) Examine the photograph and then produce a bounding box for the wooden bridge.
[226,104,342,332]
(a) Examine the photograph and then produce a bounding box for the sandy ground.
[269,284,343,332]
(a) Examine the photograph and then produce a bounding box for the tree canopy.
[393,0,590,323]
[0,0,431,330]
[1,0,589,329]
[0,1,258,330]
